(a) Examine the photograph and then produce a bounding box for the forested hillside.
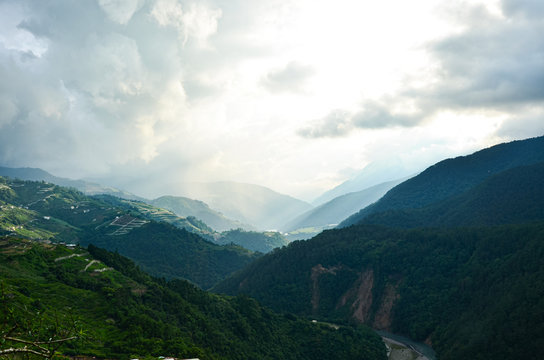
[0,237,386,360]
[215,137,544,360]
[0,177,257,289]
[341,135,544,226]
[95,194,289,254]
[360,161,544,228]
[214,222,544,360]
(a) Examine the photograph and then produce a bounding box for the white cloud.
[151,0,222,47]
[98,0,144,25]
[0,0,542,201]
[261,61,315,93]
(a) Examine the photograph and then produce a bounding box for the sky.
[0,0,543,201]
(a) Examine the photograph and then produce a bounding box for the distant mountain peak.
[312,158,419,206]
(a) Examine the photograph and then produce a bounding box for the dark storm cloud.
[502,0,544,19]
[422,8,544,110]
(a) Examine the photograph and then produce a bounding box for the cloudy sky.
[0,0,543,200]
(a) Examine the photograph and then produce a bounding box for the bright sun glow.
[0,0,542,201]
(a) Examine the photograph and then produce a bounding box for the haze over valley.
[1,1,544,360]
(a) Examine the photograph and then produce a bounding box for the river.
[376,330,436,360]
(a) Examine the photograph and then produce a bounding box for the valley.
[2,135,544,360]
[2,1,543,358]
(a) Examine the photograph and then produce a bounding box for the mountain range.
[3,135,544,360]
[214,135,544,360]
[169,181,313,231]
[311,158,417,206]
[0,166,142,200]
[0,176,258,289]
[149,195,250,232]
[285,178,406,239]
[340,135,544,226]
[0,167,315,232]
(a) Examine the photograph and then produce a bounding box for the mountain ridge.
[214,135,544,360]
[312,158,417,206]
[170,181,313,231]
[286,178,406,237]
[341,135,544,227]
[0,176,258,289]
[360,161,544,228]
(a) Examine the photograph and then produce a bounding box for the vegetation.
[214,137,544,360]
[81,222,258,289]
[214,143,544,359]
[0,237,387,360]
[96,194,289,254]
[0,177,259,289]
[360,162,544,228]
[341,135,544,226]
[217,229,289,253]
[93,194,217,239]
[150,195,248,232]
[214,222,544,360]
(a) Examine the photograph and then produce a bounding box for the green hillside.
[94,194,217,239]
[217,229,289,253]
[150,195,249,232]
[99,194,289,254]
[0,177,257,289]
[214,222,544,360]
[214,140,544,360]
[0,166,142,200]
[341,135,544,226]
[0,237,387,360]
[81,222,258,289]
[0,170,292,254]
[361,161,544,228]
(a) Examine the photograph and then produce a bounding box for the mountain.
[95,194,217,238]
[173,181,313,231]
[360,161,544,228]
[97,195,289,253]
[216,229,289,253]
[0,166,142,200]
[150,195,250,232]
[285,178,405,238]
[0,167,288,252]
[0,176,257,289]
[0,167,313,232]
[0,237,387,360]
[214,136,544,360]
[341,135,544,227]
[214,222,544,360]
[312,158,416,206]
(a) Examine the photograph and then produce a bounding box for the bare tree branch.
[0,346,49,357]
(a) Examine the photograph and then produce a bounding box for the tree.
[1,283,81,359]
